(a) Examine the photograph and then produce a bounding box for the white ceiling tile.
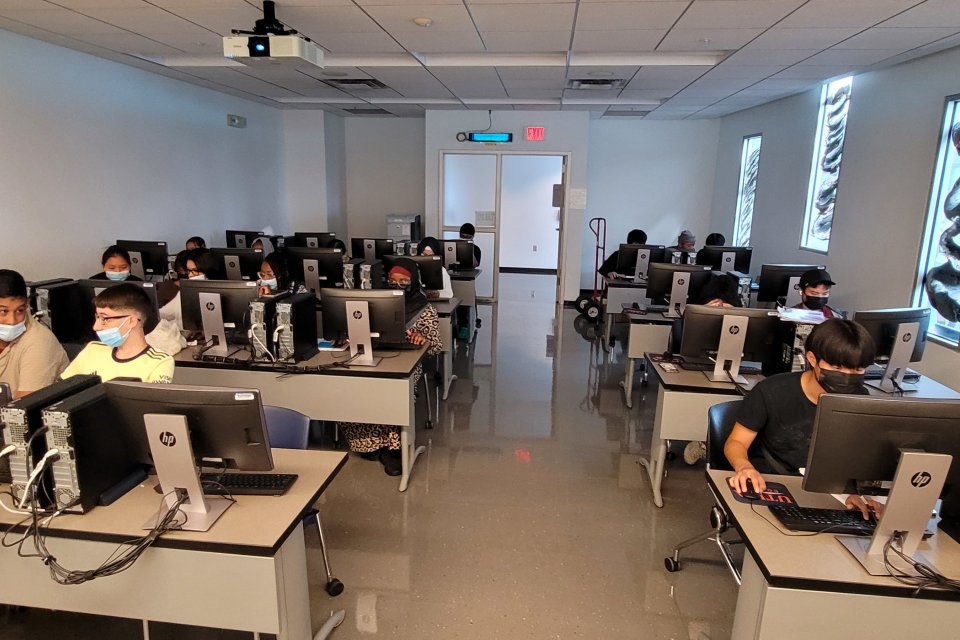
[576,2,688,31]
[722,47,818,65]
[831,26,960,50]
[700,64,784,80]
[662,96,718,107]
[747,27,861,50]
[675,0,804,29]
[361,67,454,97]
[771,65,852,80]
[803,48,902,66]
[469,3,575,32]
[148,31,223,53]
[883,0,960,28]
[0,8,126,34]
[504,87,563,98]
[496,66,566,81]
[44,0,145,8]
[80,6,216,33]
[362,4,475,32]
[514,103,561,111]
[480,30,571,52]
[657,28,764,51]
[571,29,665,52]
[161,6,262,35]
[624,65,710,90]
[776,0,922,29]
[618,88,675,100]
[566,65,640,78]
[150,0,270,7]
[80,32,184,54]
[270,6,385,33]
[309,31,404,53]
[182,68,303,97]
[355,0,460,5]
[251,0,352,5]
[671,86,735,98]
[684,76,756,92]
[392,30,485,52]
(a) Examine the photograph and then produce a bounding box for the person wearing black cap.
[793,268,843,318]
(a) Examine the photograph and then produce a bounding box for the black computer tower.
[0,375,101,508]
[276,293,319,362]
[42,384,142,513]
[31,279,88,343]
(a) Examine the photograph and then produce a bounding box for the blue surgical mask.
[96,317,132,348]
[260,278,278,290]
[0,321,26,343]
[189,274,207,281]
[105,270,129,282]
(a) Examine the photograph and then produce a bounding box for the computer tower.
[276,293,319,362]
[31,279,87,343]
[42,384,143,513]
[0,375,101,508]
[0,382,11,483]
[344,259,384,290]
[249,292,291,361]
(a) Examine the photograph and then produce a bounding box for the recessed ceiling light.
[412,17,433,28]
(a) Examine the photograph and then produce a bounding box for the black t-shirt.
[598,251,619,277]
[735,372,817,474]
[473,244,482,267]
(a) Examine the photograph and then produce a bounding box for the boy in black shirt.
[598,229,647,278]
[725,319,880,516]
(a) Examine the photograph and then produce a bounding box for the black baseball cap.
[799,269,836,289]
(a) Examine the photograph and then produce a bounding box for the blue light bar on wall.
[467,132,513,143]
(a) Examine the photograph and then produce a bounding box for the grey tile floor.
[1,274,738,639]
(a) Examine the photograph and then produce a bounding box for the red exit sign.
[526,126,545,141]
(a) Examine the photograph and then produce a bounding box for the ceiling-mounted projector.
[223,0,324,69]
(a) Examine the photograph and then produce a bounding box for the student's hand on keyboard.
[729,467,766,494]
[406,329,426,346]
[845,494,885,520]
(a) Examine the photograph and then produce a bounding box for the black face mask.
[817,368,865,394]
[804,295,829,311]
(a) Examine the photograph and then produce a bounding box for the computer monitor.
[320,288,407,366]
[116,240,169,280]
[645,263,712,317]
[225,229,262,249]
[442,240,475,271]
[382,255,445,291]
[210,247,264,281]
[615,244,668,280]
[286,247,344,298]
[76,279,160,340]
[679,304,781,382]
[293,231,338,249]
[853,308,931,393]
[103,380,274,471]
[803,394,960,575]
[695,246,753,274]
[179,279,259,356]
[350,238,395,263]
[756,263,824,305]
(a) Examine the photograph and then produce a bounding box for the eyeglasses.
[94,314,130,324]
[388,279,412,288]
[186,268,202,276]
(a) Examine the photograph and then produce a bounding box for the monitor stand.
[345,300,382,367]
[721,251,735,272]
[222,254,242,281]
[128,251,146,280]
[363,240,376,263]
[664,273,690,318]
[837,449,950,576]
[306,236,319,249]
[784,276,803,307]
[142,414,232,532]
[234,234,248,249]
[444,241,458,269]
[199,292,229,357]
[633,250,650,281]
[867,322,920,393]
[705,315,749,384]
[303,259,322,296]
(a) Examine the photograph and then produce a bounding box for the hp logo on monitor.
[903,333,913,342]
[205,302,216,311]
[159,432,177,447]
[911,471,932,488]
[728,326,740,335]
[352,310,363,320]
[678,278,686,285]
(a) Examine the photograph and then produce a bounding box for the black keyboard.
[769,505,876,535]
[863,364,921,382]
[645,304,668,313]
[679,359,761,375]
[200,472,298,496]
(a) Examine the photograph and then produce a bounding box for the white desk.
[433,297,460,400]
[450,269,481,336]
[174,347,426,492]
[619,313,674,408]
[0,449,347,640]
[706,470,960,639]
[602,278,648,350]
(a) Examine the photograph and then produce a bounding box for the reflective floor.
[1,274,738,640]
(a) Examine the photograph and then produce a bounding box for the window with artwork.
[915,96,960,346]
[801,76,853,252]
[733,134,762,246]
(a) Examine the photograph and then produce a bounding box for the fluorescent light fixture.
[571,52,727,67]
[324,54,420,68]
[134,54,245,67]
[562,97,663,106]
[417,53,567,67]
[461,98,560,105]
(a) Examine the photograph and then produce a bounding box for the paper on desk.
[778,307,828,324]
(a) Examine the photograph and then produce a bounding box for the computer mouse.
[738,479,761,501]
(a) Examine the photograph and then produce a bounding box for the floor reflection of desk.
[174,347,426,492]
[603,278,648,350]
[620,313,674,408]
[706,470,960,639]
[0,449,347,640]
[433,297,460,400]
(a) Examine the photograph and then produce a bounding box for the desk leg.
[637,383,667,507]
[620,357,635,408]
[399,378,426,492]
[603,306,612,352]
[441,347,456,401]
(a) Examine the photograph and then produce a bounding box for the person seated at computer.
[459,223,482,268]
[416,237,454,299]
[258,252,307,297]
[338,261,442,476]
[185,248,225,281]
[597,229,648,279]
[705,232,726,246]
[331,239,350,263]
[0,269,69,398]
[792,269,844,318]
[696,273,742,307]
[725,318,880,518]
[185,236,205,250]
[668,229,697,253]
[250,235,276,255]
[89,246,143,282]
[62,284,173,384]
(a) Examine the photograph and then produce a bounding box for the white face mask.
[0,321,26,343]
[189,274,207,281]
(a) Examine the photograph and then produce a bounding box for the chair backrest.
[706,400,742,471]
[263,405,310,450]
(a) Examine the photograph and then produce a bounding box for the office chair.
[263,405,345,597]
[664,400,743,584]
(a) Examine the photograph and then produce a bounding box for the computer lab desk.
[619,312,674,408]
[0,449,348,640]
[706,470,960,639]
[433,297,461,400]
[449,269,481,334]
[602,277,649,351]
[173,346,427,492]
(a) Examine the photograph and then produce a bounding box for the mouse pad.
[727,479,796,505]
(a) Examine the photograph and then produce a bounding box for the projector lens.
[247,37,270,57]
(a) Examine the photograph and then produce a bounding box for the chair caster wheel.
[476,318,482,328]
[326,578,345,596]
[664,557,680,572]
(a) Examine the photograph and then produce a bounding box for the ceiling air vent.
[341,107,393,116]
[324,78,387,90]
[566,78,626,90]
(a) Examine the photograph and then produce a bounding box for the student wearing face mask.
[416,237,454,299]
[89,246,143,282]
[257,252,307,296]
[184,248,225,281]
[61,284,173,383]
[0,269,69,398]
[725,319,879,517]
[792,269,843,318]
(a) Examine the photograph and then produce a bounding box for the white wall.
[710,45,960,390]
[282,110,328,234]
[324,113,347,239]
[1,29,286,281]
[344,118,426,241]
[500,155,563,270]
[586,119,721,287]
[425,110,589,302]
